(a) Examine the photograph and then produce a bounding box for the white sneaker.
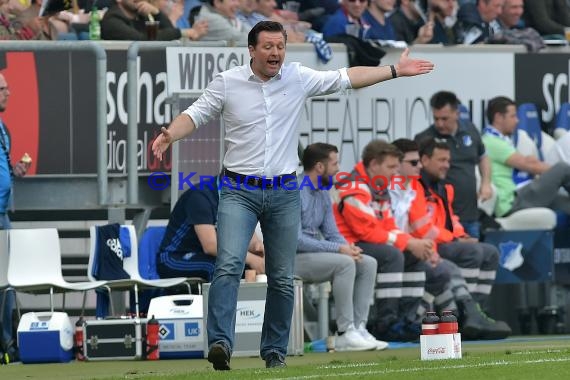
[357,323,389,351]
[335,324,377,352]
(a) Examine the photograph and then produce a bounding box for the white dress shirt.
[183,62,351,177]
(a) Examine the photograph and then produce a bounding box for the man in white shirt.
[152,20,433,370]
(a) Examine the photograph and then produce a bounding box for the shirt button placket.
[263,85,271,174]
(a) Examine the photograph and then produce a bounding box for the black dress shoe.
[208,343,231,371]
[265,352,286,368]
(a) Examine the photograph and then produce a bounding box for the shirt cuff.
[182,109,200,128]
[338,67,352,89]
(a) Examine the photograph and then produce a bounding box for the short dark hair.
[430,90,460,111]
[391,138,418,155]
[362,139,403,168]
[302,143,338,171]
[418,137,450,159]
[486,96,516,124]
[248,21,287,48]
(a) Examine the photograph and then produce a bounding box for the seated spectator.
[196,0,248,44]
[236,0,265,31]
[523,0,570,36]
[322,0,369,39]
[457,0,502,44]
[498,0,524,28]
[157,177,265,282]
[177,0,202,28]
[255,0,309,42]
[428,0,464,44]
[297,143,386,351]
[46,10,92,40]
[482,96,570,217]
[1,0,49,39]
[101,0,207,40]
[333,139,434,342]
[251,0,338,65]
[277,0,339,32]
[30,0,113,40]
[42,0,113,14]
[361,0,398,40]
[391,138,511,339]
[493,0,544,52]
[390,0,434,44]
[156,0,184,27]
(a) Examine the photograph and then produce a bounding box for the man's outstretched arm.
[347,48,434,89]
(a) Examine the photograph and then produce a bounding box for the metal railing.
[0,41,108,205]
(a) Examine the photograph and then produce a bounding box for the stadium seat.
[479,188,556,230]
[7,228,107,313]
[477,170,556,230]
[516,103,543,160]
[88,224,191,317]
[0,231,17,322]
[458,103,471,123]
[511,129,538,188]
[540,131,556,159]
[554,102,570,139]
[139,226,206,288]
[138,226,168,281]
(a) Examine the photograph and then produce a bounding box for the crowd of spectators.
[0,0,568,50]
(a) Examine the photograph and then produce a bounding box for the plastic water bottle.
[89,7,101,40]
[438,310,458,334]
[146,315,160,360]
[74,317,85,361]
[421,311,440,335]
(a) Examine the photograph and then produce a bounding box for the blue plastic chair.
[516,103,543,160]
[138,226,167,280]
[458,103,471,123]
[554,102,570,137]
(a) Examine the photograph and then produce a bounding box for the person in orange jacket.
[332,139,442,342]
[390,138,511,340]
[413,138,502,314]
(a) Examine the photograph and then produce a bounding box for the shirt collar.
[247,61,283,82]
[483,124,513,144]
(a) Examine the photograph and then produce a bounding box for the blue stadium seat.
[138,226,167,280]
[554,102,570,139]
[516,103,543,160]
[458,103,471,123]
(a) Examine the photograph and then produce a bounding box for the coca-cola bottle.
[439,310,458,334]
[422,311,440,335]
[146,315,160,360]
[74,317,85,361]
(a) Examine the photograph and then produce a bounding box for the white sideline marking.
[512,349,563,355]
[271,357,570,380]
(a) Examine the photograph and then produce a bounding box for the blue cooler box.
[147,294,204,359]
[17,311,74,364]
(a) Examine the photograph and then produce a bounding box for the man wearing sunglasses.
[389,138,510,340]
